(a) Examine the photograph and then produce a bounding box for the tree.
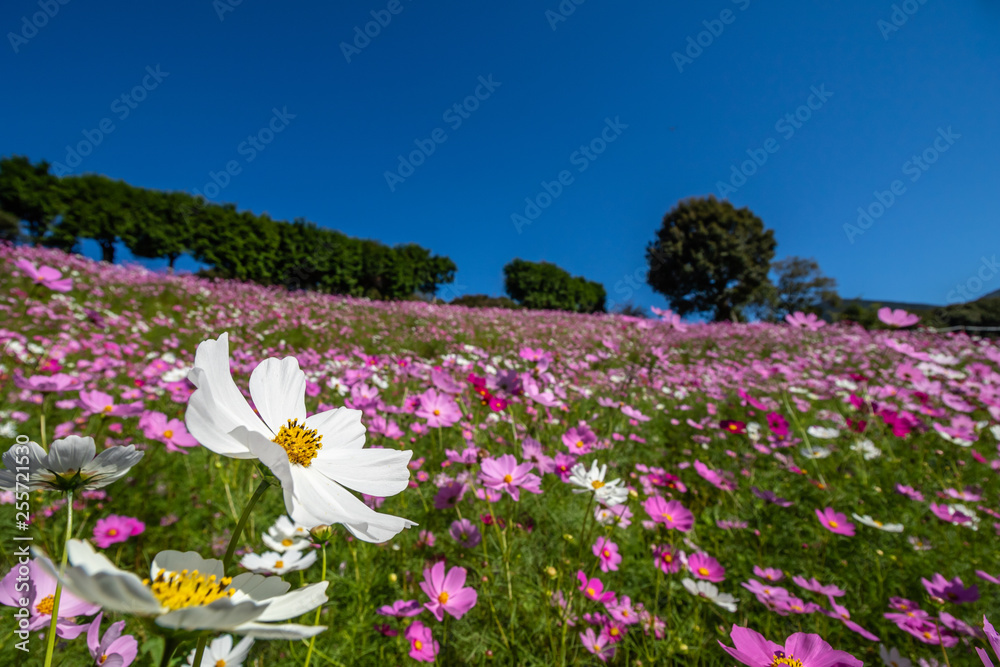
[0,156,62,244]
[646,196,776,321]
[771,256,840,318]
[124,190,196,270]
[55,175,134,262]
[0,209,21,242]
[503,259,606,313]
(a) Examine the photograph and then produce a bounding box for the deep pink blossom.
[420,561,478,621]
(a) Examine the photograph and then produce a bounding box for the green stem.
[42,490,72,667]
[39,393,52,450]
[194,477,271,666]
[160,636,180,667]
[303,543,327,667]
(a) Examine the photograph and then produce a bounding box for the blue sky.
[3,0,999,311]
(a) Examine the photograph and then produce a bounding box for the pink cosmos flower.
[785,312,826,331]
[753,566,784,582]
[652,544,683,574]
[642,496,694,532]
[405,621,439,662]
[93,515,145,548]
[693,460,737,491]
[478,454,542,501]
[580,627,615,662]
[719,624,862,667]
[688,552,725,582]
[0,558,100,638]
[577,571,616,604]
[420,561,478,621]
[606,595,639,625]
[14,258,73,292]
[878,307,920,328]
[742,579,791,605]
[562,424,597,454]
[815,507,855,536]
[433,481,467,510]
[896,484,924,501]
[14,372,83,393]
[449,518,482,549]
[553,453,577,481]
[976,615,999,666]
[376,599,423,617]
[78,390,144,418]
[592,537,622,573]
[140,410,199,453]
[414,389,461,428]
[930,503,974,525]
[86,612,138,667]
[521,437,556,474]
[921,573,979,604]
[792,576,845,598]
[976,570,1000,585]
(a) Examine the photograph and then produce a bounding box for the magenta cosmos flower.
[652,544,683,574]
[562,424,597,454]
[478,454,542,501]
[921,573,979,604]
[78,390,144,418]
[93,515,145,548]
[140,410,199,453]
[580,627,615,662]
[785,312,826,331]
[14,258,73,292]
[815,508,855,536]
[643,496,694,532]
[592,536,622,573]
[86,612,138,667]
[878,307,919,328]
[414,389,461,428]
[0,558,100,638]
[420,561,478,621]
[688,552,725,582]
[719,625,862,667]
[977,615,999,666]
[449,518,482,549]
[577,571,616,604]
[405,621,439,662]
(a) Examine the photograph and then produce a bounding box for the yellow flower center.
[216,661,226,667]
[35,594,55,615]
[272,419,323,467]
[576,440,584,448]
[108,529,118,537]
[144,569,235,611]
[586,587,595,597]
[103,405,114,413]
[698,567,710,576]
[828,520,838,528]
[98,656,108,665]
[438,591,449,604]
[923,631,932,640]
[610,627,620,636]
[663,554,673,563]
[663,513,673,522]
[282,538,294,547]
[874,520,883,527]
[163,430,174,439]
[591,480,605,489]
[433,409,441,416]
[771,654,804,667]
[415,640,423,650]
[274,561,284,569]
[503,474,513,483]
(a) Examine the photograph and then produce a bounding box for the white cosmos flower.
[878,644,913,667]
[681,578,738,612]
[806,426,840,439]
[851,513,904,533]
[850,439,881,460]
[187,634,254,667]
[799,445,831,459]
[261,516,312,552]
[240,549,316,575]
[185,334,415,542]
[0,436,143,492]
[567,460,629,507]
[36,540,328,640]
[990,425,1000,441]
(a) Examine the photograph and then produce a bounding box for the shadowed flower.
[0,436,143,492]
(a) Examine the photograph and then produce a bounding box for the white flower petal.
[311,448,412,497]
[230,621,327,640]
[306,408,366,451]
[248,357,307,434]
[253,582,329,622]
[44,436,96,472]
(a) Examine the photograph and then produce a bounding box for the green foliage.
[449,294,520,309]
[927,296,1000,329]
[55,175,136,263]
[0,209,21,242]
[646,195,777,321]
[771,256,840,317]
[0,155,62,244]
[503,259,606,313]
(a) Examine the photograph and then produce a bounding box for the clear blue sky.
[3,0,999,310]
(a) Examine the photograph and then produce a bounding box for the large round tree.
[646,196,776,321]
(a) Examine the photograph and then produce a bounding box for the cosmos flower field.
[1,244,1000,666]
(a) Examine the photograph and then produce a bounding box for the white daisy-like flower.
[36,540,328,639]
[0,436,143,492]
[850,439,881,460]
[851,513,904,533]
[990,425,1000,441]
[681,578,738,612]
[240,549,316,575]
[187,634,254,666]
[261,516,312,552]
[806,426,840,439]
[799,445,831,459]
[745,422,761,442]
[878,644,913,667]
[326,377,349,396]
[567,460,629,507]
[908,536,932,551]
[185,334,415,543]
